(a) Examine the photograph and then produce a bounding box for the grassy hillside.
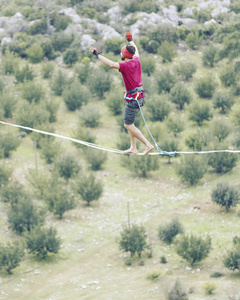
[1,1,240,299]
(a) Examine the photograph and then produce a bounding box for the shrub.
[122,155,159,177]
[141,57,156,76]
[25,226,61,258]
[0,164,12,186]
[51,32,74,52]
[50,70,70,96]
[40,139,61,164]
[78,104,101,128]
[54,153,80,180]
[0,242,25,274]
[22,81,45,103]
[75,173,103,206]
[86,69,111,99]
[41,62,55,79]
[2,50,19,75]
[147,94,171,121]
[175,61,197,80]
[63,81,88,111]
[189,101,213,126]
[44,99,59,123]
[0,181,26,206]
[124,257,133,266]
[167,115,185,136]
[211,119,231,142]
[63,49,79,66]
[156,69,177,94]
[83,148,107,171]
[160,136,178,163]
[211,182,240,212]
[168,279,188,300]
[72,126,96,149]
[177,234,211,266]
[202,44,217,67]
[51,13,72,32]
[210,272,224,278]
[175,155,207,185]
[220,65,236,87]
[26,43,44,63]
[202,282,216,295]
[195,75,216,98]
[186,31,202,50]
[213,92,234,114]
[106,89,124,116]
[75,59,92,83]
[40,38,56,60]
[28,18,47,35]
[118,224,148,258]
[170,82,191,110]
[0,131,20,158]
[0,91,17,118]
[208,148,238,173]
[8,196,45,234]
[159,41,176,63]
[223,236,240,271]
[15,64,35,84]
[148,23,178,45]
[105,37,123,55]
[160,256,167,264]
[185,130,210,151]
[117,132,131,151]
[146,269,161,281]
[158,218,184,244]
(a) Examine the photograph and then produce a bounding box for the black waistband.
[126,86,145,95]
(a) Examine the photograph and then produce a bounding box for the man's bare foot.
[143,144,154,155]
[124,148,138,155]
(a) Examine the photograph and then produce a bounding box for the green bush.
[78,104,101,128]
[158,218,184,244]
[0,91,17,118]
[15,64,35,84]
[211,182,240,212]
[167,115,185,136]
[54,153,80,180]
[186,31,203,50]
[223,236,240,271]
[177,234,211,266]
[0,164,12,186]
[185,130,210,151]
[86,69,111,99]
[63,49,79,66]
[83,148,107,170]
[170,82,191,110]
[118,223,148,258]
[22,81,45,103]
[122,155,159,177]
[213,92,234,113]
[51,32,74,52]
[51,13,72,32]
[160,256,167,264]
[189,101,213,126]
[148,23,178,45]
[41,62,55,79]
[202,282,216,295]
[175,61,197,80]
[146,269,161,281]
[220,65,236,87]
[105,37,123,55]
[160,136,179,163]
[195,75,216,98]
[147,94,171,121]
[0,242,25,274]
[0,181,25,206]
[8,195,45,234]
[0,131,20,158]
[40,138,61,164]
[175,155,207,185]
[156,69,177,94]
[25,226,61,258]
[106,89,124,116]
[202,44,217,67]
[208,148,238,173]
[141,57,156,76]
[2,50,19,75]
[75,173,103,206]
[159,41,176,63]
[40,38,56,60]
[44,99,59,123]
[72,125,96,149]
[195,9,211,23]
[75,59,92,83]
[211,119,231,142]
[63,81,88,111]
[28,18,47,35]
[168,279,188,300]
[50,70,70,96]
[124,257,133,266]
[26,43,44,63]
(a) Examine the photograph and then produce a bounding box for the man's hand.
[126,32,133,42]
[89,47,101,56]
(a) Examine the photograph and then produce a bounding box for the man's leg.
[124,130,138,154]
[124,123,154,155]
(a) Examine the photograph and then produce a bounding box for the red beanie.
[121,45,134,59]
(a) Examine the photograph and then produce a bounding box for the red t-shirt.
[119,56,145,101]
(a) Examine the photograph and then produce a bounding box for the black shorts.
[124,97,145,125]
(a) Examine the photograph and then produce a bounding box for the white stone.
[81,34,96,51]
[1,37,12,47]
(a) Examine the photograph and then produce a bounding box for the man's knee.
[124,123,133,129]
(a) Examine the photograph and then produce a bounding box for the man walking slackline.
[89,32,154,155]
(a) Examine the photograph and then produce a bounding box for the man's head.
[121,44,135,60]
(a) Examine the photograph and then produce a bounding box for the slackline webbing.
[1,121,240,155]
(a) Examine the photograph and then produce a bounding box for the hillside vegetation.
[0,0,240,299]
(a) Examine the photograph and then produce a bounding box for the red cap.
[121,45,134,59]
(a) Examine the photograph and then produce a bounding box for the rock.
[182,7,194,18]
[4,12,28,35]
[81,34,96,51]
[107,6,122,24]
[211,7,230,18]
[181,18,198,28]
[162,5,180,26]
[59,8,82,23]
[1,37,12,47]
[204,19,218,26]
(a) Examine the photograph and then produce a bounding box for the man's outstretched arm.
[89,47,119,69]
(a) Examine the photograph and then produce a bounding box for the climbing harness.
[124,90,176,157]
